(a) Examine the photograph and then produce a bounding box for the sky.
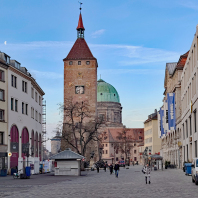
[0,0,198,151]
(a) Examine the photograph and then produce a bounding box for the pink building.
[101,127,144,165]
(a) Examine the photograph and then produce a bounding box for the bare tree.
[116,129,134,165]
[60,97,104,159]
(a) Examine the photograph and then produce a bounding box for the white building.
[181,25,198,163]
[0,51,45,172]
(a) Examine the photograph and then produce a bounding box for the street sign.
[8,152,12,157]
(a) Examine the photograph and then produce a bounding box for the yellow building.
[144,110,161,155]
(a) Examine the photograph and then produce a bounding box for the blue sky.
[0,0,198,150]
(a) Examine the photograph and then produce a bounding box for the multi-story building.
[181,25,198,163]
[144,110,161,155]
[0,51,45,172]
[0,52,9,170]
[101,128,144,165]
[160,52,188,168]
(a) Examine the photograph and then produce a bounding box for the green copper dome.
[97,79,120,103]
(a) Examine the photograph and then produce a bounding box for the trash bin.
[185,163,192,176]
[25,167,31,178]
[11,168,17,175]
[0,169,7,177]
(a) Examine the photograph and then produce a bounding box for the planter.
[0,169,7,177]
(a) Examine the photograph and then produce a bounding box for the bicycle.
[13,169,22,179]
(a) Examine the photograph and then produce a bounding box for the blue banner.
[160,107,164,137]
[167,93,176,130]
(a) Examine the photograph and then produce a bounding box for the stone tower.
[62,11,98,161]
[63,12,97,114]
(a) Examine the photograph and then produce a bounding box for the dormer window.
[4,55,10,64]
[15,62,20,69]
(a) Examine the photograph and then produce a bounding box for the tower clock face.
[75,86,84,94]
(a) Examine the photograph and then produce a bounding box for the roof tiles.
[63,38,96,61]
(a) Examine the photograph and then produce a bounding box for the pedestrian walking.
[97,165,100,173]
[104,163,106,172]
[114,162,120,178]
[143,164,151,184]
[109,164,113,174]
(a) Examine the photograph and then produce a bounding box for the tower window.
[100,93,103,95]
[86,61,90,65]
[114,94,115,96]
[69,61,73,65]
[78,61,81,65]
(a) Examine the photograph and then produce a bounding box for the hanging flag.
[163,100,169,135]
[157,111,161,138]
[167,93,176,130]
[160,107,164,137]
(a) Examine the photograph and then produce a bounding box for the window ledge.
[0,120,5,123]
[0,100,5,102]
[0,80,5,83]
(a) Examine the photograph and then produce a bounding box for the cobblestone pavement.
[0,166,198,198]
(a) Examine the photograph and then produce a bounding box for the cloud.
[0,41,181,66]
[29,69,63,79]
[90,43,180,66]
[91,29,106,38]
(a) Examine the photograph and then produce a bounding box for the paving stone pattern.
[0,166,197,198]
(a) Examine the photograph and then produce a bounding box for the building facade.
[101,128,144,165]
[160,52,188,168]
[0,53,9,170]
[144,110,161,155]
[0,51,45,171]
[181,25,198,164]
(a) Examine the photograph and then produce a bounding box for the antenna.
[78,1,83,11]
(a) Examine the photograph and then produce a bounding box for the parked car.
[191,158,198,185]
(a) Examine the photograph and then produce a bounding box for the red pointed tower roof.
[63,38,96,60]
[63,12,96,61]
[77,13,85,30]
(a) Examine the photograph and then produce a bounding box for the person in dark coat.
[104,163,106,172]
[97,165,100,173]
[109,164,113,174]
[114,162,120,178]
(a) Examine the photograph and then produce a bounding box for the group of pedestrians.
[109,162,120,177]
[96,162,152,183]
[96,162,120,177]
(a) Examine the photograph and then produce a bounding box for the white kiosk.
[51,148,84,176]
